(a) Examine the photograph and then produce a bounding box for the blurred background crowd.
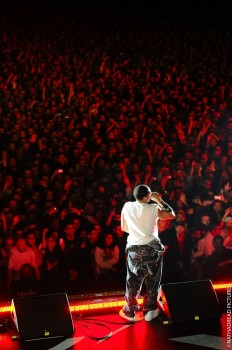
[0,0,232,301]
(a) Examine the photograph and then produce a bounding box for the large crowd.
[0,1,232,301]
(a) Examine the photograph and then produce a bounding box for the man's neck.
[137,200,148,204]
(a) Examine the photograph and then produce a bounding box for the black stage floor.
[0,306,230,350]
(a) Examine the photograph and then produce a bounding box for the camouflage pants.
[124,240,164,313]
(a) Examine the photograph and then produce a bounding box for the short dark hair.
[175,221,186,227]
[133,185,150,200]
[213,235,224,248]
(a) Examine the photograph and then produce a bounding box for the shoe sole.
[119,310,144,322]
[119,309,135,322]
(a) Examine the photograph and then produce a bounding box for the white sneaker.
[144,308,160,321]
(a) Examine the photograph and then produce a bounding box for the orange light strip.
[0,305,13,313]
[0,298,143,314]
[70,298,143,313]
[0,283,231,314]
[212,282,232,290]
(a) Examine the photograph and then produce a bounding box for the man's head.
[88,228,99,243]
[176,210,186,222]
[201,214,211,227]
[64,224,76,239]
[113,225,124,237]
[133,185,151,201]
[26,232,36,247]
[213,200,223,212]
[213,235,224,249]
[175,221,186,238]
[20,263,34,279]
[16,238,27,252]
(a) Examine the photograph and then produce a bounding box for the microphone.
[159,191,167,196]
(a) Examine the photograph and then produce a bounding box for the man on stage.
[120,184,175,322]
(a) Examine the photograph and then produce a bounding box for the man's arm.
[151,192,176,220]
[121,211,129,232]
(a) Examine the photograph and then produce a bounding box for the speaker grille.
[159,280,222,323]
[12,293,74,340]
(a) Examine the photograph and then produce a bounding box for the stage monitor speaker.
[11,293,74,340]
[158,280,222,324]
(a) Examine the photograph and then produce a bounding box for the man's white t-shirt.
[121,201,159,247]
[8,247,38,272]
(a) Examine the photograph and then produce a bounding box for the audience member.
[204,235,232,281]
[41,234,63,293]
[1,0,232,296]
[26,231,43,267]
[94,233,119,291]
[9,263,41,298]
[220,216,232,249]
[7,238,40,288]
[160,221,193,283]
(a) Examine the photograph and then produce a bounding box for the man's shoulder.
[27,246,36,254]
[123,201,135,208]
[9,246,17,253]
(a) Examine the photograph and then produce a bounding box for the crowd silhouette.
[1,0,232,300]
